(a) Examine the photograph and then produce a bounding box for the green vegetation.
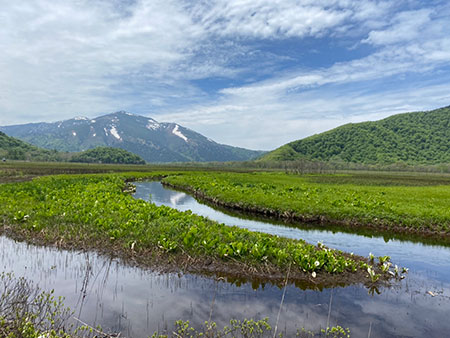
[0,132,145,164]
[0,173,381,283]
[162,171,450,234]
[0,272,76,338]
[0,131,63,162]
[260,106,450,165]
[151,319,350,337]
[305,171,450,186]
[69,146,146,164]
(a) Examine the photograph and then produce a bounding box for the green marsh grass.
[162,171,450,233]
[0,172,373,283]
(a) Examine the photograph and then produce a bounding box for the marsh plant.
[0,272,72,337]
[151,318,351,337]
[0,272,116,338]
[162,171,450,233]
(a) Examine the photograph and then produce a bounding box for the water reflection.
[134,181,450,283]
[2,234,450,337]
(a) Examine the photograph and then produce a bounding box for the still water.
[1,181,450,337]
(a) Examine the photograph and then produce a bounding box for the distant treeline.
[69,147,145,164]
[184,159,450,174]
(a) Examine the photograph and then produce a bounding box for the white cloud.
[159,82,450,150]
[0,0,449,151]
[218,4,450,101]
[0,0,204,122]
[363,9,432,45]
[198,0,350,39]
[189,0,396,40]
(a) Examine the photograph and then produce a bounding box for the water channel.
[1,181,450,337]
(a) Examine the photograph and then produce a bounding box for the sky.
[1,0,450,150]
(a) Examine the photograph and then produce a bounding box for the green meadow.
[163,171,450,234]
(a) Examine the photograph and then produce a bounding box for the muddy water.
[1,182,450,337]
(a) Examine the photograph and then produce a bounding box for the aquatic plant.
[378,255,391,264]
[366,266,380,283]
[321,325,351,338]
[151,318,351,337]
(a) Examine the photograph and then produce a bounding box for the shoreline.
[0,227,384,290]
[162,181,450,244]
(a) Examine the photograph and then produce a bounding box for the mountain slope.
[260,106,450,164]
[0,131,62,161]
[1,112,264,163]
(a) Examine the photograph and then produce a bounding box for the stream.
[1,181,450,337]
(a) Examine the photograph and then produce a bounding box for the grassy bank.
[162,171,450,236]
[0,172,396,286]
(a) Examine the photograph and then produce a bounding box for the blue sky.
[1,0,450,150]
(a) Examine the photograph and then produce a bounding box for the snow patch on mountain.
[110,126,121,140]
[146,119,160,130]
[172,125,188,142]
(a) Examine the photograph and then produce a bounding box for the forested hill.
[260,106,450,164]
[0,132,145,164]
[69,147,145,164]
[0,131,62,161]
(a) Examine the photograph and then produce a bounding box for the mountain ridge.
[1,112,264,163]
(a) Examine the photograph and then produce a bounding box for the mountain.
[69,147,145,164]
[0,112,264,163]
[259,106,450,164]
[0,131,62,162]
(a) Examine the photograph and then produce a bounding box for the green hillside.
[0,132,145,164]
[69,147,146,164]
[0,131,62,161]
[260,106,450,164]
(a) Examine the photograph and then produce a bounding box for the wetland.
[1,167,450,337]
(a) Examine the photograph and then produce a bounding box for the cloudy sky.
[1,0,449,150]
